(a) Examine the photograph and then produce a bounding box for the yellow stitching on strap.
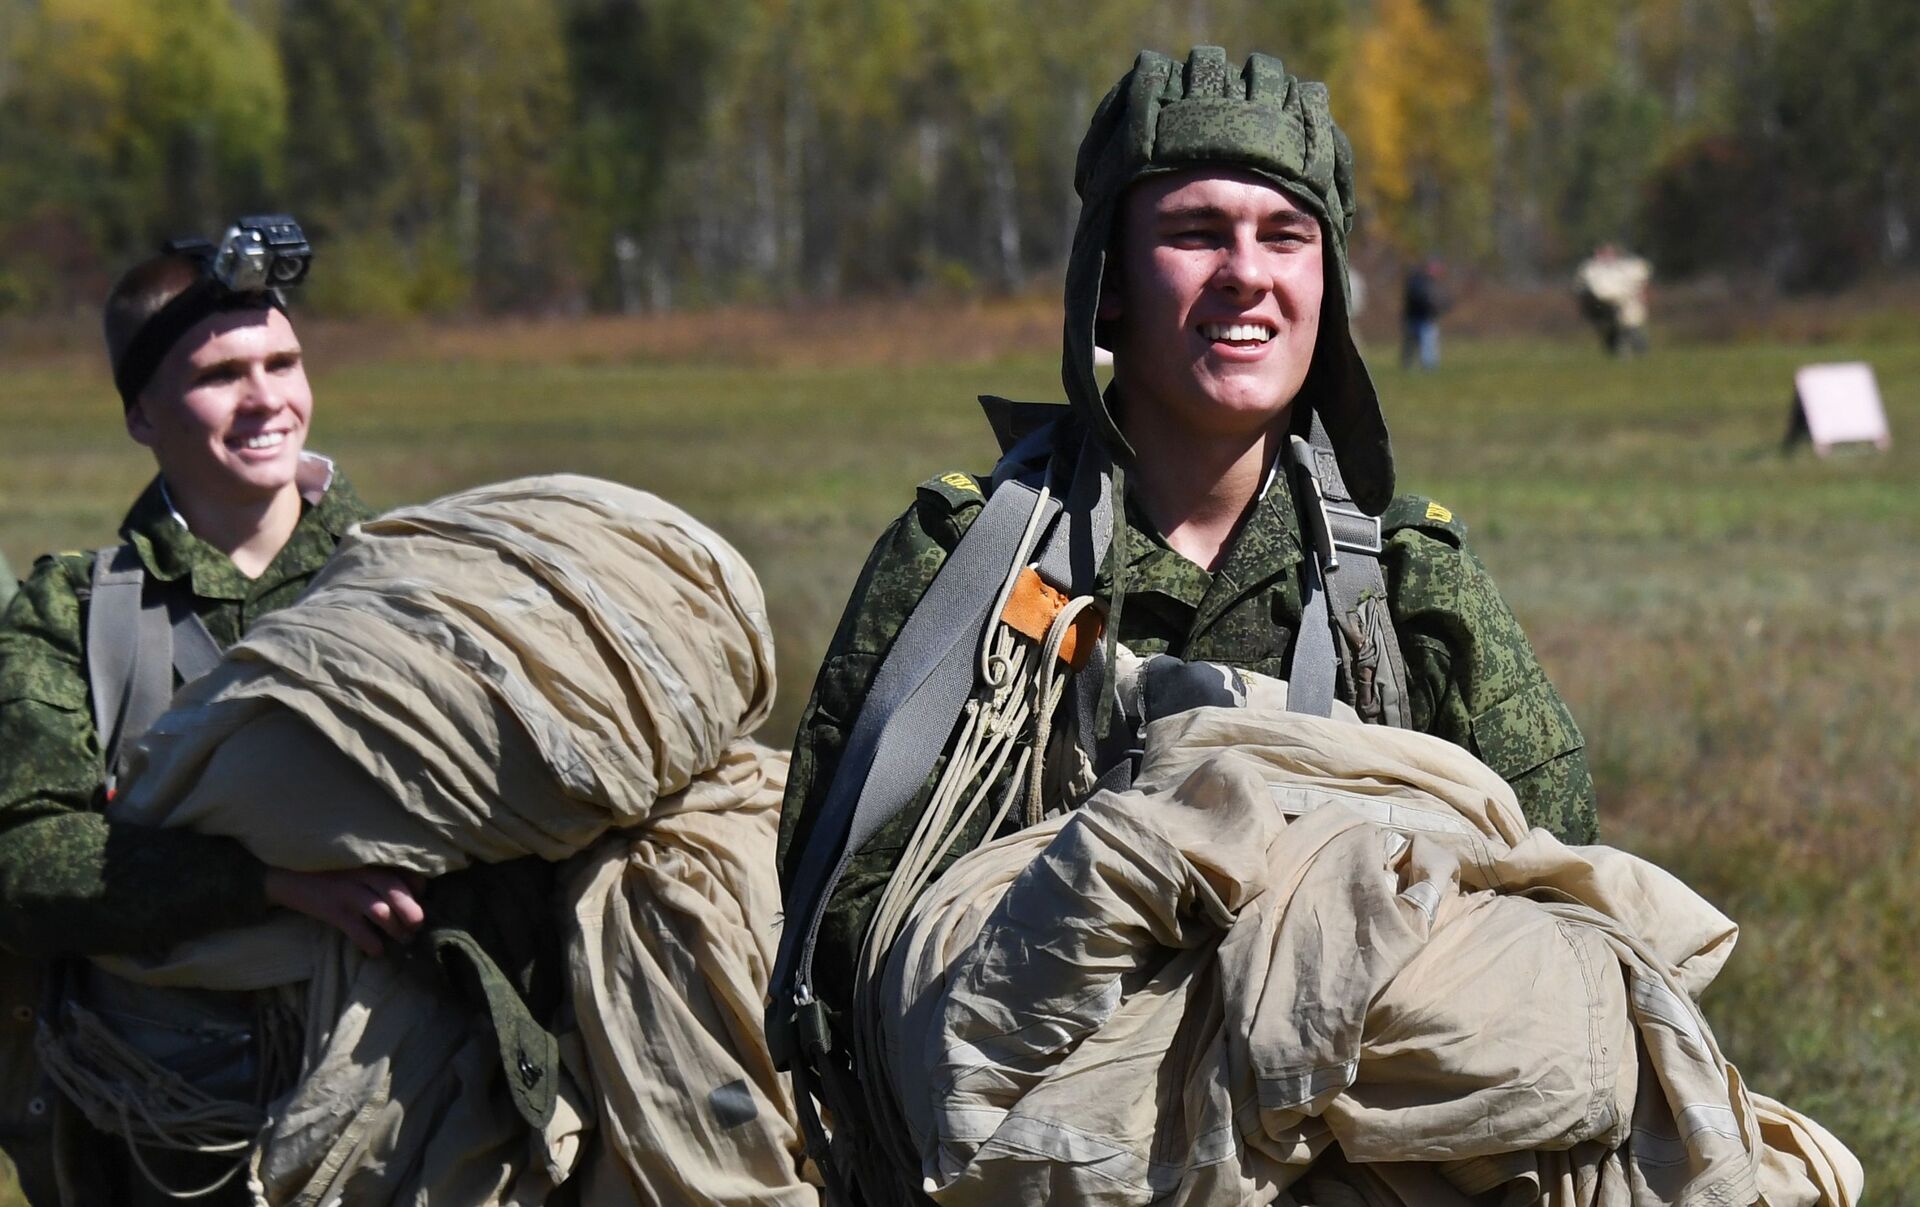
[939,472,981,494]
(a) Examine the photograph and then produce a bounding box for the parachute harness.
[857,482,1106,986]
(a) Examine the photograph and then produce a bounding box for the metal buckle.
[1326,504,1383,557]
[1287,436,1340,572]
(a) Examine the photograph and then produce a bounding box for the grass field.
[3,308,1917,1194]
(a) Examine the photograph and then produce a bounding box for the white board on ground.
[1788,362,1892,454]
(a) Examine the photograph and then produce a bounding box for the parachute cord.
[1025,595,1102,828]
[1093,460,1128,743]
[860,625,1035,989]
[979,485,1052,689]
[36,1001,263,1200]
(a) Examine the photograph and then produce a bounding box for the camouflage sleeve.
[0,558,271,959]
[775,474,985,1014]
[1381,506,1598,844]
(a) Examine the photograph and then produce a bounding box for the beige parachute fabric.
[561,743,816,1205]
[244,926,590,1205]
[117,473,777,870]
[1574,254,1651,329]
[79,476,813,1203]
[869,707,1862,1207]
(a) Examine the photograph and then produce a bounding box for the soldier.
[0,235,424,1205]
[773,48,1596,1198]
[1575,242,1653,356]
[1400,255,1449,370]
[0,552,15,616]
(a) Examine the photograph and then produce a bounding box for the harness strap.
[771,479,1061,1062]
[164,589,223,683]
[1290,413,1414,728]
[1286,438,1339,717]
[87,544,223,790]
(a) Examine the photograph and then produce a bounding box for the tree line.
[0,0,1912,316]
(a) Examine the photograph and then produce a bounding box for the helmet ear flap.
[1096,247,1122,324]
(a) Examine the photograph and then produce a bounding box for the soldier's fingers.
[337,909,386,957]
[384,884,425,932]
[356,889,411,944]
[356,870,424,936]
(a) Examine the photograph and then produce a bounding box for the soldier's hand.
[263,866,427,956]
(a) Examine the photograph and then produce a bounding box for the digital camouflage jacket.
[0,470,368,1180]
[777,460,1597,1031]
[0,471,370,958]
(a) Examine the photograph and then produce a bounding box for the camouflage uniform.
[777,459,1595,1030]
[773,51,1598,1202]
[0,552,15,617]
[0,471,368,1206]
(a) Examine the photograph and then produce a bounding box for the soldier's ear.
[125,398,159,449]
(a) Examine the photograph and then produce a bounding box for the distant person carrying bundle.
[772,46,1600,1203]
[1575,243,1653,356]
[0,219,420,1206]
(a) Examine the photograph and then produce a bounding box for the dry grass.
[3,305,1916,1194]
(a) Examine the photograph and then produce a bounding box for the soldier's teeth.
[239,433,284,450]
[1201,322,1274,343]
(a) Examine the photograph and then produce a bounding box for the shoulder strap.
[88,545,167,787]
[771,479,1060,1058]
[86,544,224,788]
[771,426,1127,1053]
[1286,442,1340,717]
[164,588,223,682]
[1286,413,1414,728]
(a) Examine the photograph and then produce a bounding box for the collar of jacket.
[1100,455,1305,614]
[118,454,367,600]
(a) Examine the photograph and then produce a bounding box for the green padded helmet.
[1064,47,1393,514]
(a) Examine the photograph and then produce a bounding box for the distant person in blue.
[1400,257,1447,370]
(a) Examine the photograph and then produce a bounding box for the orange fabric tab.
[1000,567,1103,669]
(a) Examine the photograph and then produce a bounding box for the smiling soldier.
[0,227,424,1206]
[772,48,1597,1196]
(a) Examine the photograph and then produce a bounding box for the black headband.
[113,279,285,409]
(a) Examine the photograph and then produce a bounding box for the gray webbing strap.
[1056,442,1121,774]
[88,545,165,784]
[165,591,223,683]
[1286,440,1338,717]
[86,544,223,786]
[772,479,1060,1044]
[1287,412,1413,727]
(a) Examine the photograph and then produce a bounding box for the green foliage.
[0,0,1913,310]
[0,0,286,299]
[1768,0,1920,287]
[1555,71,1666,255]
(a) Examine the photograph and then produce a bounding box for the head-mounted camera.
[165,214,313,294]
[114,214,313,407]
[213,214,312,291]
